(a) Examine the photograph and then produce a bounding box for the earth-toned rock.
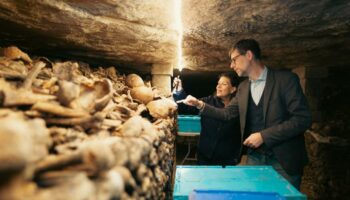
[1,0,349,72]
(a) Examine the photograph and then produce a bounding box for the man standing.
[182,39,311,189]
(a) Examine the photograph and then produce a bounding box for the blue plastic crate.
[173,166,306,200]
[189,190,286,200]
[178,115,201,133]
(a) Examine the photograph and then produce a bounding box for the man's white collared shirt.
[250,67,268,105]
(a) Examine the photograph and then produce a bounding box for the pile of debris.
[302,131,350,199]
[0,46,177,200]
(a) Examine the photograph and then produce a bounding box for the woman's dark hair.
[218,72,239,87]
[217,72,239,99]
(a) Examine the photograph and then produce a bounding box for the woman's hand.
[177,95,204,109]
[172,76,183,92]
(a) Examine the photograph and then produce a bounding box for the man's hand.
[177,95,204,109]
[243,132,264,148]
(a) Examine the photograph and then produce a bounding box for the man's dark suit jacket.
[201,68,312,175]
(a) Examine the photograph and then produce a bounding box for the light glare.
[174,0,183,71]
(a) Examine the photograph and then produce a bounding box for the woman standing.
[173,73,241,165]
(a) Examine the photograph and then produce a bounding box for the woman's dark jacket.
[174,90,241,165]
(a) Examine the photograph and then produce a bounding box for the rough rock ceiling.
[1,0,350,73]
[0,0,178,72]
[183,0,350,71]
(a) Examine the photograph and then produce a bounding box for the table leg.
[181,142,191,165]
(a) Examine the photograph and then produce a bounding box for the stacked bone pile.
[0,46,177,200]
[302,132,350,200]
[298,68,350,200]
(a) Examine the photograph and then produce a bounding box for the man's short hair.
[230,39,261,60]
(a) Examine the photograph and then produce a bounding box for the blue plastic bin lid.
[173,166,306,200]
[178,115,201,133]
[189,190,286,200]
[178,115,201,120]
